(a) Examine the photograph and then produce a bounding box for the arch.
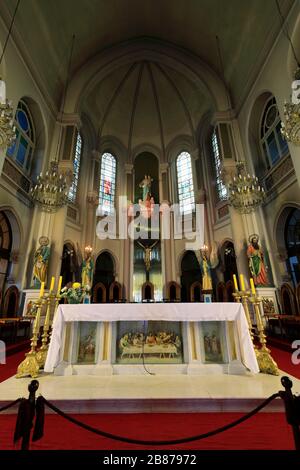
[142,281,154,301]
[8,96,48,179]
[93,250,116,294]
[165,281,181,302]
[109,281,124,302]
[287,9,300,80]
[216,281,227,302]
[92,281,106,303]
[166,135,195,164]
[280,283,297,315]
[220,240,238,283]
[247,91,290,178]
[132,143,161,163]
[2,285,20,317]
[64,39,228,116]
[60,241,78,286]
[190,281,202,302]
[274,203,300,274]
[225,280,235,302]
[180,250,201,302]
[94,249,118,276]
[99,135,128,163]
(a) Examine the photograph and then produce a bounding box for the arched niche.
[220,240,238,284]
[134,152,159,203]
[60,242,78,287]
[93,251,115,300]
[0,208,22,293]
[142,281,154,301]
[180,250,201,302]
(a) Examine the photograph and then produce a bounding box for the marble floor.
[0,369,299,413]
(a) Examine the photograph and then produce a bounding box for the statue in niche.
[33,236,50,288]
[200,253,213,291]
[247,234,269,286]
[81,252,94,289]
[137,240,158,271]
[139,174,153,202]
[138,174,155,219]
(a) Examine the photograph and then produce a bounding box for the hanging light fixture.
[275,0,300,145]
[0,0,20,149]
[228,161,265,214]
[30,35,75,212]
[216,36,265,214]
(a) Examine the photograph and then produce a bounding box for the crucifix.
[137,240,158,281]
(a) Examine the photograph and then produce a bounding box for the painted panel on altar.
[76,322,97,364]
[116,321,184,364]
[199,321,227,363]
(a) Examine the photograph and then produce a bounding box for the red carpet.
[269,346,300,379]
[0,345,298,450]
[0,412,295,450]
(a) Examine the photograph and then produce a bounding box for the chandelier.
[228,162,265,214]
[0,0,21,149]
[281,68,300,145]
[30,161,68,213]
[0,89,15,149]
[30,35,75,212]
[275,0,300,145]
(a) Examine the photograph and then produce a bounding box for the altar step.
[1,370,299,414]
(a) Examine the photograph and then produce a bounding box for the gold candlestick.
[16,296,46,378]
[249,293,279,375]
[36,292,55,368]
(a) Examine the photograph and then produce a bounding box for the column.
[123,163,133,301]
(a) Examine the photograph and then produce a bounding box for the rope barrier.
[6,376,300,449]
[0,398,21,413]
[42,393,280,446]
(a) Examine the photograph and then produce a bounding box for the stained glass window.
[6,100,35,173]
[176,151,195,214]
[260,96,289,168]
[211,131,228,201]
[68,132,82,203]
[99,152,116,215]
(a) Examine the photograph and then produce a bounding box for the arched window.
[6,100,35,173]
[99,152,116,215]
[260,96,289,169]
[68,132,82,203]
[176,151,195,214]
[285,208,300,285]
[211,130,228,201]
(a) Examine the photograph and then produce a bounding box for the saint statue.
[247,234,269,286]
[200,253,213,291]
[139,174,153,202]
[137,240,158,271]
[33,236,50,287]
[81,254,94,288]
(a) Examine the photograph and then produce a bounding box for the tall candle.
[39,281,45,298]
[57,276,63,294]
[49,276,55,293]
[239,274,245,292]
[233,274,238,292]
[250,278,256,295]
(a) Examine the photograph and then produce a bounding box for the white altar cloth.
[44,302,259,373]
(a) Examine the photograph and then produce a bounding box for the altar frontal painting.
[200,321,226,363]
[116,321,183,364]
[76,322,97,364]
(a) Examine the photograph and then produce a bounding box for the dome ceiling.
[83,60,209,151]
[0,0,295,110]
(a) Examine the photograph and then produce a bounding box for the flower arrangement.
[60,282,91,304]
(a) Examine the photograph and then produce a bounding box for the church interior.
[0,0,300,451]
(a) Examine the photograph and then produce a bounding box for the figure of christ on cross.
[137,240,159,273]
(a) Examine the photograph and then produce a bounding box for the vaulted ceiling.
[0,0,295,145]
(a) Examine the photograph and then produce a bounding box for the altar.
[44,302,259,376]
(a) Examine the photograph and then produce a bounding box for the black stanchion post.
[280,376,300,450]
[21,380,39,450]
